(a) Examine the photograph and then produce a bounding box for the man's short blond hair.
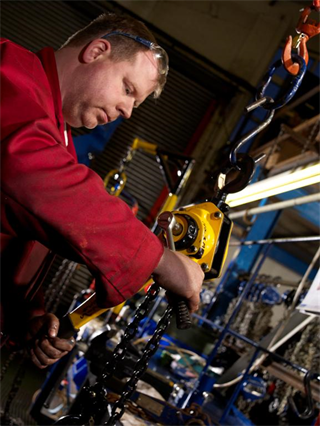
[61,13,167,98]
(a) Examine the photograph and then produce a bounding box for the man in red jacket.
[0,13,204,369]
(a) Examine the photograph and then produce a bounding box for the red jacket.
[0,39,163,338]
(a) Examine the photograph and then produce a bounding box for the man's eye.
[125,87,131,95]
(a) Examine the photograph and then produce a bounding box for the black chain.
[0,350,27,425]
[77,283,175,425]
[100,283,161,381]
[53,284,176,425]
[0,350,18,383]
[106,303,174,425]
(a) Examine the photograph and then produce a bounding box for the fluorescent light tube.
[226,162,320,207]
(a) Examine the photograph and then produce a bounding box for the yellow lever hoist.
[57,137,238,338]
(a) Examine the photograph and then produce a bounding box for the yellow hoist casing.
[171,202,233,278]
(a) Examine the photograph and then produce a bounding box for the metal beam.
[276,189,320,228]
[228,192,320,220]
[229,236,320,246]
[235,210,281,272]
[269,245,318,278]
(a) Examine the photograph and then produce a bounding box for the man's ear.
[81,39,111,63]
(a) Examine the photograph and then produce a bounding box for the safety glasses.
[102,31,169,76]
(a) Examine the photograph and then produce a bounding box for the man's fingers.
[188,293,200,313]
[48,336,76,352]
[30,345,64,369]
[39,338,63,357]
[31,339,69,368]
[30,348,47,369]
[189,304,199,314]
[29,334,75,369]
[31,346,68,369]
[27,314,76,369]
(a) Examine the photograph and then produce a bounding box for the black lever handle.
[171,296,192,329]
[57,315,78,339]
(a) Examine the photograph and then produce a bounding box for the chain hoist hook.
[282,2,320,75]
[210,97,274,204]
[282,34,309,76]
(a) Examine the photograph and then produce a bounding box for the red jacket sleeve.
[0,41,164,309]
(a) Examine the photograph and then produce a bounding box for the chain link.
[0,350,18,383]
[104,392,155,423]
[55,284,194,425]
[106,303,174,425]
[1,350,27,425]
[100,284,161,382]
[76,283,175,425]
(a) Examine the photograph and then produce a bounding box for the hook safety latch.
[282,3,320,75]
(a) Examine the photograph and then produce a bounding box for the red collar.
[36,47,76,159]
[36,47,64,132]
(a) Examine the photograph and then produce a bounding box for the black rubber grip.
[171,297,192,329]
[58,315,78,339]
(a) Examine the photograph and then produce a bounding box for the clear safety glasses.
[102,31,169,77]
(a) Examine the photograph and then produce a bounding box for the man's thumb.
[46,314,59,338]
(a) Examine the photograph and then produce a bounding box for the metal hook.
[209,97,273,203]
[214,50,305,203]
[229,97,274,168]
[282,3,320,75]
[229,54,306,172]
[289,370,317,420]
[282,35,309,76]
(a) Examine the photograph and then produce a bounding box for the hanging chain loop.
[56,283,176,425]
[1,350,27,425]
[105,304,174,425]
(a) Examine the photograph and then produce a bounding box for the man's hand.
[152,247,204,313]
[26,313,75,369]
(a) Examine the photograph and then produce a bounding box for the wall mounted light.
[226,162,320,207]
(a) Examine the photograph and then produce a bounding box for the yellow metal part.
[132,137,158,156]
[159,193,178,214]
[68,293,110,329]
[103,138,158,198]
[68,278,155,330]
[171,202,232,276]
[112,301,126,316]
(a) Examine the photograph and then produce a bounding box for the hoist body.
[169,202,232,278]
[58,201,232,338]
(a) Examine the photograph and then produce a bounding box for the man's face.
[62,49,158,129]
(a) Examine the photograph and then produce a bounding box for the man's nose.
[118,98,134,119]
